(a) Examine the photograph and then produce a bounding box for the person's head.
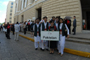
[7,22,9,24]
[52,16,55,21]
[36,18,40,23]
[56,17,59,23]
[59,18,63,23]
[50,20,54,26]
[43,16,47,22]
[74,16,76,19]
[16,22,18,24]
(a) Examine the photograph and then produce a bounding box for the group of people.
[0,16,76,56]
[2,21,34,40]
[33,16,76,56]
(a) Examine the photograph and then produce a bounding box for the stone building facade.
[14,0,90,32]
[6,1,15,24]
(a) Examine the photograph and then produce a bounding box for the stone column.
[21,0,24,10]
[17,0,18,11]
[25,0,27,7]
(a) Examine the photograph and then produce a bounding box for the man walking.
[14,22,20,41]
[73,16,76,35]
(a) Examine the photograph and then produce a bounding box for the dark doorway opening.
[81,0,90,30]
[21,15,24,23]
[86,12,90,30]
[37,8,41,20]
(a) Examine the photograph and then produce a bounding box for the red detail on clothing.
[37,31,39,33]
[54,26,56,30]
[84,25,86,29]
[48,26,56,30]
[7,25,10,29]
[45,29,47,30]
[67,20,70,24]
[48,26,50,30]
[28,23,30,25]
[60,30,62,31]
[49,21,50,23]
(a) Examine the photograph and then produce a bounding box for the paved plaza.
[0,32,90,60]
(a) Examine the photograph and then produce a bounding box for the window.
[10,13,12,16]
[11,2,13,5]
[11,6,13,8]
[10,21,12,23]
[10,17,12,19]
[10,10,12,12]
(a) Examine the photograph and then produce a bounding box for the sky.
[0,0,15,23]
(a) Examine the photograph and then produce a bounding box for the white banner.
[41,31,59,41]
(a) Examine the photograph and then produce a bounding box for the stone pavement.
[69,33,90,39]
[0,32,90,60]
[19,32,90,53]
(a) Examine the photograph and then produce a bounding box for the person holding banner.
[48,20,57,54]
[33,18,42,50]
[41,16,49,51]
[58,18,69,56]
[55,17,60,51]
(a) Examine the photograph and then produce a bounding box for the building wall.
[6,1,15,24]
[42,0,82,32]
[14,0,82,32]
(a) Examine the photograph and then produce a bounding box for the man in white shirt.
[41,16,49,51]
[14,22,20,41]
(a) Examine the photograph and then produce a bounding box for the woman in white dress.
[58,18,69,56]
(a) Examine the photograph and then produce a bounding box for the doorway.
[86,12,90,30]
[37,8,42,20]
[81,0,90,30]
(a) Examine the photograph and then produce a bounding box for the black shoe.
[42,49,44,51]
[40,48,42,50]
[46,49,49,51]
[35,48,38,50]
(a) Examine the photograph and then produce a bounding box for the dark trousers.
[13,30,14,35]
[5,32,7,37]
[73,27,76,34]
[7,29,10,39]
[20,27,21,32]
[28,25,30,31]
[67,26,71,34]
[24,28,26,34]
